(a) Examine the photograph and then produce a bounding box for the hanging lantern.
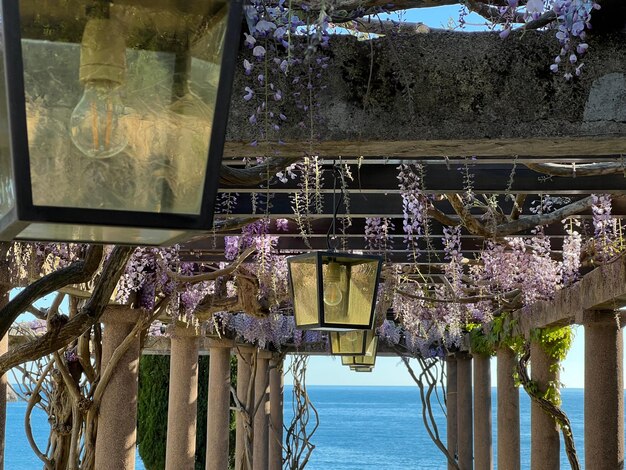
[287,251,383,330]
[342,353,376,367]
[0,0,243,245]
[329,329,375,356]
[341,335,379,367]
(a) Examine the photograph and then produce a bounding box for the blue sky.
[379,5,491,32]
[289,326,588,388]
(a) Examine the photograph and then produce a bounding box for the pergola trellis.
[168,23,626,470]
[180,30,626,291]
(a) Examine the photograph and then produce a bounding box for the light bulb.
[323,283,343,307]
[70,81,127,158]
[71,17,127,158]
[323,261,343,307]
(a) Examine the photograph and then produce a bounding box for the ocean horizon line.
[286,384,588,390]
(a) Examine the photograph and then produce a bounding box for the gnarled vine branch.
[0,245,103,340]
[517,343,580,470]
[0,246,133,375]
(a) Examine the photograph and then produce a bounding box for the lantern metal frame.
[350,366,373,373]
[329,329,375,356]
[0,0,244,245]
[287,250,383,330]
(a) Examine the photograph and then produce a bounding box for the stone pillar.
[205,340,232,470]
[473,354,492,470]
[0,289,8,470]
[165,325,199,470]
[530,339,560,470]
[583,311,624,470]
[235,350,254,470]
[457,353,473,470]
[269,356,284,470]
[497,347,520,470]
[253,353,270,470]
[447,356,458,470]
[95,307,141,470]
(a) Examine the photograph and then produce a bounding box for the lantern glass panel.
[364,333,378,357]
[329,330,368,356]
[321,261,349,323]
[0,27,14,220]
[288,256,320,327]
[19,223,186,245]
[321,254,380,328]
[4,0,236,243]
[353,354,376,366]
[341,336,378,366]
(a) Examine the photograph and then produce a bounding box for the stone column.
[253,353,270,470]
[95,307,141,470]
[497,347,520,470]
[0,288,8,470]
[457,353,473,470]
[165,325,199,470]
[205,340,232,470]
[583,310,624,469]
[447,356,458,470]
[235,350,254,470]
[530,339,560,470]
[269,356,284,470]
[473,354,492,470]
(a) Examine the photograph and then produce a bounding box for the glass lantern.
[0,0,243,245]
[329,329,375,356]
[287,251,383,330]
[341,335,378,367]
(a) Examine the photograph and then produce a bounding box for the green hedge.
[137,355,170,470]
[137,354,237,470]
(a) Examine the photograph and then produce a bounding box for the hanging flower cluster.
[470,0,599,79]
[116,246,179,308]
[242,0,330,145]
[6,242,85,282]
[442,225,464,294]
[561,218,582,285]
[365,217,395,256]
[592,194,619,262]
[228,313,296,350]
[475,236,562,305]
[398,163,429,260]
[551,0,599,79]
[225,219,289,309]
[377,320,402,345]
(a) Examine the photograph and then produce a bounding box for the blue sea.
[4,387,592,469]
[283,386,587,470]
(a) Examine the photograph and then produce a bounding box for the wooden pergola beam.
[220,163,626,194]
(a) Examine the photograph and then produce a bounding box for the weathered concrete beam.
[226,31,626,158]
[511,255,626,337]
